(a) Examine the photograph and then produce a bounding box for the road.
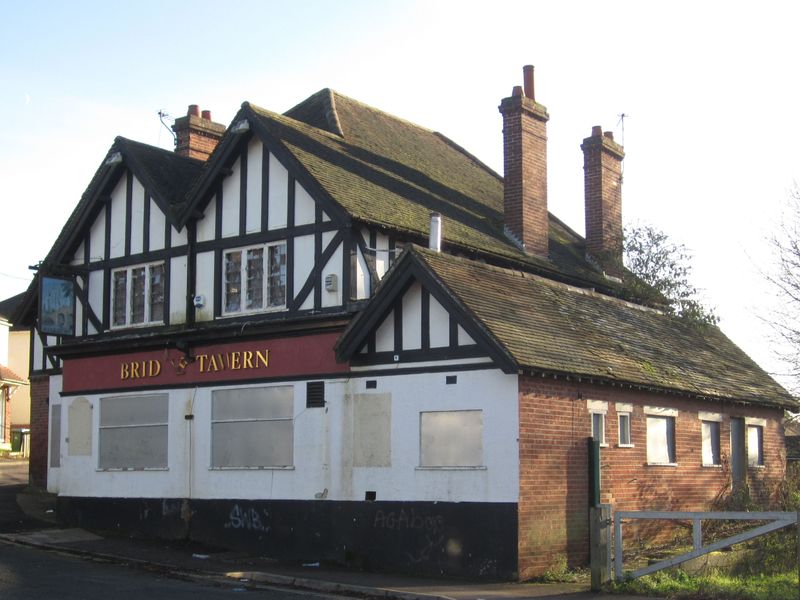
[0,541,343,599]
[0,459,347,599]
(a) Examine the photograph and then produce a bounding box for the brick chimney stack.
[172,104,226,161]
[498,65,550,258]
[581,126,625,274]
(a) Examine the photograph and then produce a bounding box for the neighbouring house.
[0,293,30,455]
[13,66,796,580]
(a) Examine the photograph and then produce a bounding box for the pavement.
[0,458,653,600]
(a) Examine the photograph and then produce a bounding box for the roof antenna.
[616,113,629,180]
[158,110,177,147]
[616,113,628,147]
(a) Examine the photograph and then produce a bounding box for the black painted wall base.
[57,497,518,580]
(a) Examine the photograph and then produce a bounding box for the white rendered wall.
[169,256,187,325]
[171,224,187,248]
[245,140,263,233]
[88,270,104,335]
[268,154,288,230]
[402,283,422,350]
[149,198,167,250]
[47,375,62,494]
[221,158,241,238]
[52,368,518,504]
[89,208,106,262]
[108,177,126,259]
[320,236,343,308]
[295,182,316,226]
[196,198,216,243]
[194,251,215,322]
[130,177,145,255]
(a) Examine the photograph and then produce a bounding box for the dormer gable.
[335,245,516,372]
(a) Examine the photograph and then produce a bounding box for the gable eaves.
[242,103,351,227]
[335,247,517,372]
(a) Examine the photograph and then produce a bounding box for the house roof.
[0,365,26,385]
[339,246,796,409]
[14,138,203,326]
[183,89,622,294]
[0,292,26,322]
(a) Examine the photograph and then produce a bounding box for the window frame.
[418,409,484,469]
[110,261,166,328]
[618,412,633,447]
[587,400,608,447]
[747,423,764,467]
[98,394,169,471]
[210,385,295,469]
[699,412,722,467]
[645,406,678,466]
[222,241,287,316]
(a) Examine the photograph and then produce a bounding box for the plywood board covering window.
[420,410,483,467]
[211,386,293,468]
[98,394,168,469]
[353,394,391,467]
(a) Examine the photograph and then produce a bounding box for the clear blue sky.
[2,0,799,387]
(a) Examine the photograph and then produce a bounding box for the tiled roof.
[406,246,795,408]
[245,90,616,291]
[0,292,26,321]
[0,365,26,385]
[15,139,203,325]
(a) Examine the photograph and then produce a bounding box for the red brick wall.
[28,375,49,488]
[1,387,9,445]
[517,376,786,579]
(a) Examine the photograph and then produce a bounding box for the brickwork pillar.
[28,375,49,488]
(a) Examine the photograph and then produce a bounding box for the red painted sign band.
[62,332,349,393]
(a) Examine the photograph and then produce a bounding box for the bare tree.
[623,223,718,326]
[765,189,800,391]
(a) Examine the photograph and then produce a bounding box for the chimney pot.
[512,85,523,97]
[592,125,602,137]
[604,131,614,140]
[173,104,226,161]
[523,65,535,100]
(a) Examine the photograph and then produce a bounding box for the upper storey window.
[223,242,286,315]
[111,262,165,328]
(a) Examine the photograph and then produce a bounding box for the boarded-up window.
[98,394,168,469]
[211,386,293,468]
[49,405,61,468]
[420,410,482,467]
[68,397,93,456]
[353,394,391,467]
[646,415,676,464]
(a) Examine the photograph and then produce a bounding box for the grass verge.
[609,569,800,600]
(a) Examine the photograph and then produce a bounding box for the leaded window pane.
[225,251,242,312]
[268,244,286,307]
[246,248,264,310]
[149,263,165,322]
[112,271,127,326]
[130,267,146,324]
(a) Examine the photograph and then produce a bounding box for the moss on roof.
[244,90,615,290]
[409,246,795,409]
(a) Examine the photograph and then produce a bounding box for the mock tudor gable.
[16,66,796,581]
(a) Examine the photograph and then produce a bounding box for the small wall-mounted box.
[193,295,205,308]
[324,274,338,292]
